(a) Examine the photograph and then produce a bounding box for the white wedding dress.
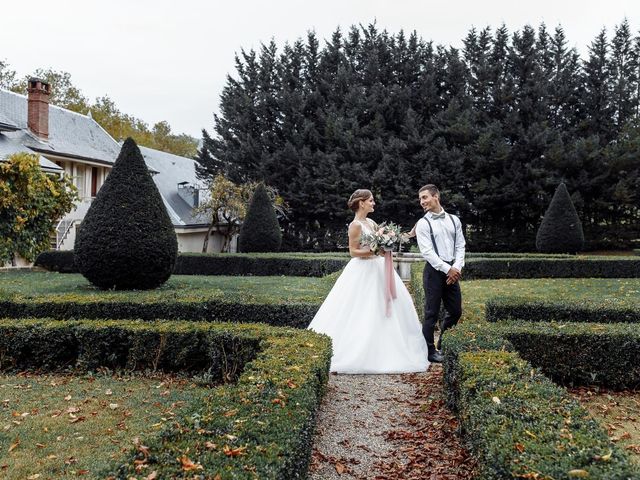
[308,219,429,374]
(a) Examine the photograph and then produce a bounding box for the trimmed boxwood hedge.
[0,297,320,328]
[443,323,638,479]
[35,250,349,277]
[174,252,347,276]
[464,257,640,279]
[486,297,640,324]
[0,318,332,479]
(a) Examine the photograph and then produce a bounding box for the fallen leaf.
[335,462,346,474]
[568,470,589,478]
[178,455,203,471]
[223,445,248,457]
[8,438,19,453]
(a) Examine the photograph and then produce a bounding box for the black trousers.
[422,263,462,354]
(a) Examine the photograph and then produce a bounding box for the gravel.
[308,371,427,479]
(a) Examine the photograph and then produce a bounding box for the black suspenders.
[424,213,457,260]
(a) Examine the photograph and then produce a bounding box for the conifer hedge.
[74,138,178,289]
[238,183,282,253]
[536,183,585,254]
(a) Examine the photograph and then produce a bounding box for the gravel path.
[308,366,476,479]
[309,372,420,479]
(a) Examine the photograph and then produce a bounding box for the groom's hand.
[446,267,461,285]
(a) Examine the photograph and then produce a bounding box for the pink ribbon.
[384,250,397,317]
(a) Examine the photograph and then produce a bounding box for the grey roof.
[0,87,206,227]
[0,131,63,172]
[0,88,120,164]
[139,146,209,227]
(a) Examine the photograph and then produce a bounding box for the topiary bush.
[238,183,282,252]
[74,138,178,289]
[535,182,584,254]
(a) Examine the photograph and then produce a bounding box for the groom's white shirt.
[416,210,466,274]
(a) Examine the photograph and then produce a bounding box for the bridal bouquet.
[361,222,404,255]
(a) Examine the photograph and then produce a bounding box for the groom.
[415,184,466,363]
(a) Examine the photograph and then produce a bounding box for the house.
[0,78,229,266]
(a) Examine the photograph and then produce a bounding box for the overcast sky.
[2,0,638,139]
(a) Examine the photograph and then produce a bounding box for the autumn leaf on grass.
[568,470,589,478]
[223,445,248,457]
[144,472,158,480]
[133,437,150,458]
[515,473,540,479]
[178,455,203,471]
[8,437,19,453]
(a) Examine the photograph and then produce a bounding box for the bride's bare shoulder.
[348,220,363,232]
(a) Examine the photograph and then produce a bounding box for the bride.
[308,189,429,374]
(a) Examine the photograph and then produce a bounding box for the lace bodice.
[356,218,375,234]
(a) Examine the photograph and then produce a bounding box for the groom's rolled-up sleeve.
[452,216,466,272]
[416,219,450,273]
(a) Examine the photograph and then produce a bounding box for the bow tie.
[430,211,446,219]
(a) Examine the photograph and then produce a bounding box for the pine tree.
[535,183,585,253]
[74,138,178,289]
[609,20,639,130]
[237,183,282,252]
[583,29,614,142]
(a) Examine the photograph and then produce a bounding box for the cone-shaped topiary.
[74,138,178,289]
[536,182,585,254]
[238,183,282,252]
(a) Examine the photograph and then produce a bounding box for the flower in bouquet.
[361,222,404,254]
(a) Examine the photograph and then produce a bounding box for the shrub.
[173,252,347,276]
[74,138,178,289]
[464,257,640,279]
[0,296,320,329]
[486,297,640,324]
[238,183,282,252]
[0,152,77,263]
[35,250,349,276]
[0,318,332,478]
[443,324,637,479]
[35,250,77,272]
[536,183,585,254]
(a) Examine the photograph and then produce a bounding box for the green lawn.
[570,387,640,467]
[0,270,333,304]
[0,372,212,479]
[462,278,640,324]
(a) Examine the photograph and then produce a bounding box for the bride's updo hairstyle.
[347,189,373,212]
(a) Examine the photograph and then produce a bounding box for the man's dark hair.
[419,184,439,196]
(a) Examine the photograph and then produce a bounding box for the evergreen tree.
[237,183,283,252]
[582,30,614,141]
[74,138,178,289]
[609,20,639,130]
[535,183,585,253]
[203,21,640,252]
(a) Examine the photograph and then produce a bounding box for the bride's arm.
[348,222,375,258]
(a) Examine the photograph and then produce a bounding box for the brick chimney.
[27,78,51,140]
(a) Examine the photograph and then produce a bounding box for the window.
[91,167,98,197]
